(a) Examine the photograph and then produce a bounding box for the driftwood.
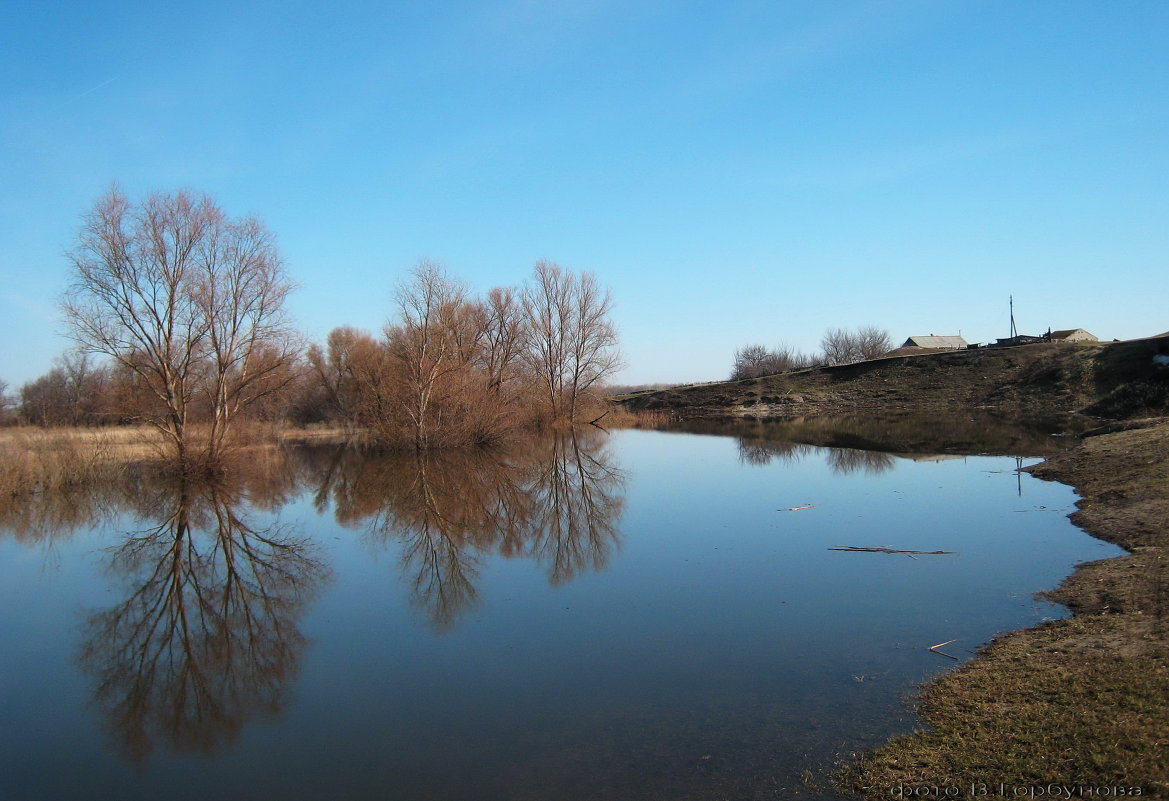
[828,546,954,555]
[929,638,959,660]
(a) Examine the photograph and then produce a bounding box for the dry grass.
[840,616,1169,796]
[601,407,679,429]
[276,424,360,444]
[0,424,367,498]
[0,426,171,497]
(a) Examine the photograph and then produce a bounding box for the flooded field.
[0,422,1123,800]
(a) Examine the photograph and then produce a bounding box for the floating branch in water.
[828,546,954,555]
[928,638,960,659]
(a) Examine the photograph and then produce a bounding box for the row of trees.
[6,189,622,465]
[10,350,122,427]
[294,260,620,449]
[730,325,892,380]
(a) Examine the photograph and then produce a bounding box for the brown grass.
[601,407,679,429]
[0,426,174,497]
[840,616,1169,796]
[276,424,356,444]
[0,423,370,498]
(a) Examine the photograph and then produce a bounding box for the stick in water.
[829,546,953,554]
[929,639,959,660]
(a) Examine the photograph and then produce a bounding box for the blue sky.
[2,0,1166,388]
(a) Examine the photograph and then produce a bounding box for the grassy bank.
[840,419,1169,797]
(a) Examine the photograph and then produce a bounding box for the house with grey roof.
[899,335,969,350]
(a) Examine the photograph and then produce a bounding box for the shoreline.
[840,417,1169,797]
[3,413,1165,793]
[617,337,1169,795]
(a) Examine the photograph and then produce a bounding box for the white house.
[1048,328,1097,343]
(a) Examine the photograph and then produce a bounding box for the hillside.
[620,336,1169,421]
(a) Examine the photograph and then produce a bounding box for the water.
[0,424,1123,800]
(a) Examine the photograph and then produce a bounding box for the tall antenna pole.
[1010,295,1017,339]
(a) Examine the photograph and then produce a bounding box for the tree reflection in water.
[737,439,813,468]
[737,437,895,475]
[5,433,625,757]
[525,432,624,586]
[824,447,895,475]
[78,474,330,763]
[314,429,625,629]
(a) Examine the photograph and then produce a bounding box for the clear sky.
[2,0,1166,389]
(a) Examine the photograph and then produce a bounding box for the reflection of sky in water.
[0,429,1123,801]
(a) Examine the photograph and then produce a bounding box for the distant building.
[993,334,1045,347]
[899,335,968,350]
[1048,328,1098,343]
[883,335,970,358]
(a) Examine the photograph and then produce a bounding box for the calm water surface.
[0,425,1123,800]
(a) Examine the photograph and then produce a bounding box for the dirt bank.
[620,337,1169,421]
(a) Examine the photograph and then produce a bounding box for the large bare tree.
[522,261,621,422]
[63,189,297,466]
[195,215,298,455]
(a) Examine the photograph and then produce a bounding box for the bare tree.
[19,372,64,426]
[523,261,572,417]
[63,188,297,467]
[0,379,11,425]
[478,286,528,394]
[19,351,112,426]
[522,261,621,422]
[567,270,623,421]
[57,349,102,419]
[855,325,893,360]
[304,327,384,427]
[195,217,299,455]
[730,343,812,380]
[820,328,859,365]
[64,190,208,460]
[386,262,480,449]
[820,325,891,365]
